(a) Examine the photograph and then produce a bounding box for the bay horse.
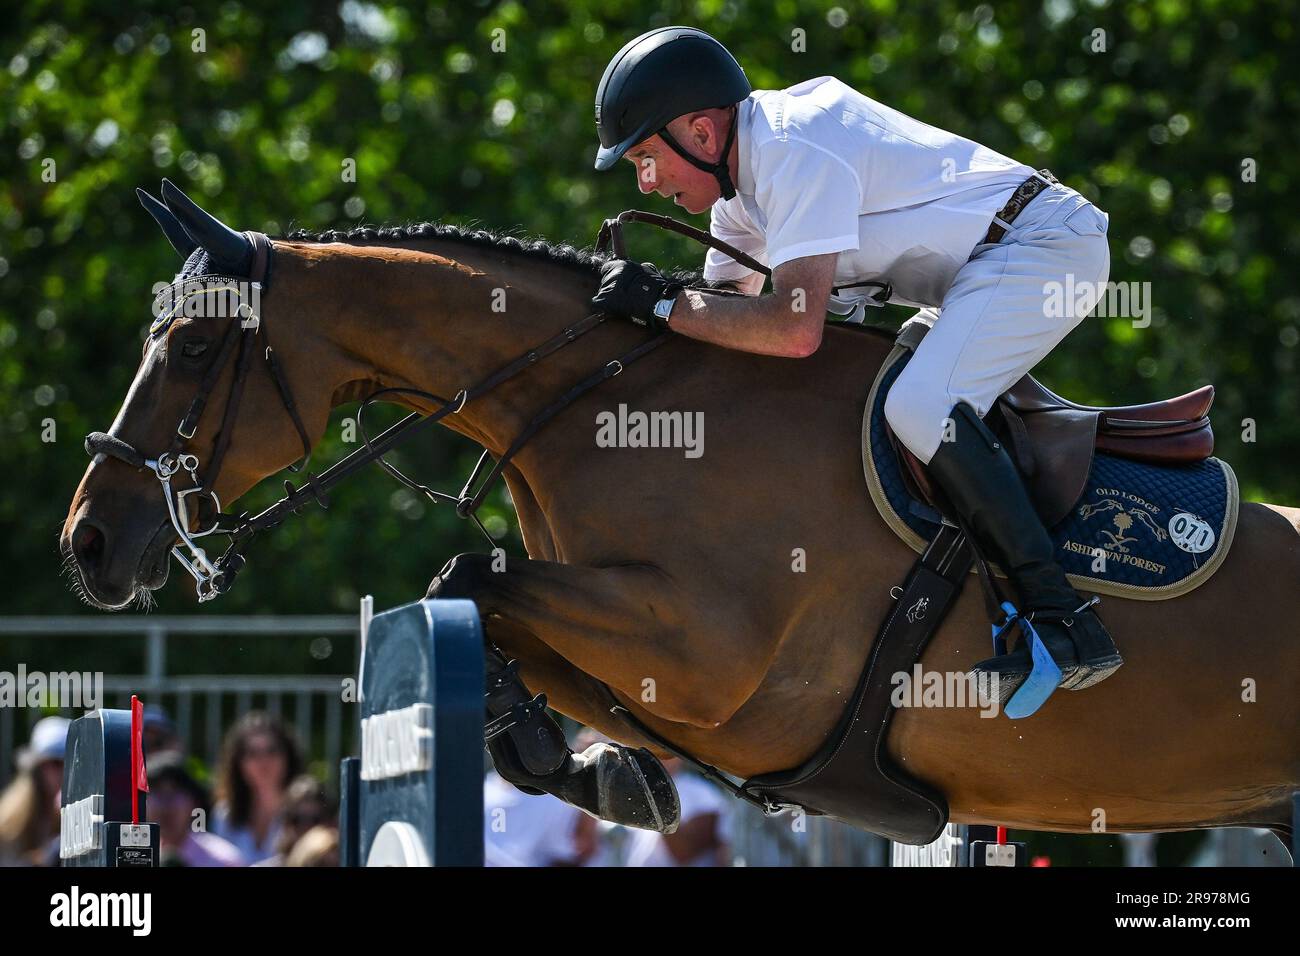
[62,183,1299,846]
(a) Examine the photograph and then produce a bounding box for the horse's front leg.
[426,553,720,834]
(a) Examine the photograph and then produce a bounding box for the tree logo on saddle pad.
[1062,489,1173,579]
[1077,493,1168,554]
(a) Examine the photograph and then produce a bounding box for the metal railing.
[0,615,358,791]
[727,803,888,866]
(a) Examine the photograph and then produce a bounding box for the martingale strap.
[204,213,750,593]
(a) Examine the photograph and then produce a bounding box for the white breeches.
[883,184,1112,463]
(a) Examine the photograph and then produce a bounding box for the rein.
[596,209,894,303]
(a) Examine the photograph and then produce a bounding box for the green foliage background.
[0,0,1295,867]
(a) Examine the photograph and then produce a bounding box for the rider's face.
[624,119,724,216]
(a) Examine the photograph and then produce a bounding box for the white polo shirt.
[702,76,1037,319]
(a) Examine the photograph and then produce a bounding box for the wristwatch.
[652,295,677,326]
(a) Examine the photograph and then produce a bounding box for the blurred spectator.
[0,716,69,867]
[254,775,336,866]
[211,711,304,864]
[146,752,244,867]
[284,825,340,867]
[622,758,730,867]
[483,769,590,866]
[142,705,183,758]
[575,816,627,866]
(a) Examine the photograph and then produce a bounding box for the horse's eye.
[181,340,208,360]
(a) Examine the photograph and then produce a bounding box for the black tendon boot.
[484,646,680,832]
[924,403,1124,703]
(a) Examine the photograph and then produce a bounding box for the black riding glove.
[591,259,682,330]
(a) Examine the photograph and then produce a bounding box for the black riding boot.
[484,646,680,832]
[924,403,1124,702]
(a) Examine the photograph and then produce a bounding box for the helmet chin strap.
[656,104,740,201]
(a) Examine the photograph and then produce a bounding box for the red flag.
[131,695,149,825]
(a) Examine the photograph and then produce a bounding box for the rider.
[590,25,1123,703]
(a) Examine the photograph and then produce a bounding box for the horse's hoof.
[574,743,681,833]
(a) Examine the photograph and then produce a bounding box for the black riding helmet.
[594,26,752,200]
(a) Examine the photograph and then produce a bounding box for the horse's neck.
[281,240,624,456]
[281,239,898,489]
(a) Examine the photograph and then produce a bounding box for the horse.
[62,181,1299,845]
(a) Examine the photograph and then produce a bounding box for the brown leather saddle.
[891,332,1215,528]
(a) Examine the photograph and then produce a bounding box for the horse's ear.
[159,178,251,271]
[137,188,198,258]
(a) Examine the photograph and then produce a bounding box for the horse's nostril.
[72,520,105,569]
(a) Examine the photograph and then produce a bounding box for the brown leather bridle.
[85,232,314,599]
